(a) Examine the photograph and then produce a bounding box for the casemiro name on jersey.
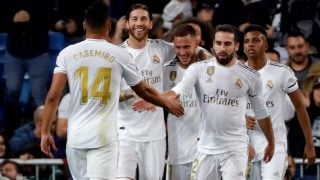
[72,49,115,63]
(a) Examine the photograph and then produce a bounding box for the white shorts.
[166,162,192,180]
[190,150,248,180]
[116,138,166,180]
[248,152,288,180]
[66,142,118,180]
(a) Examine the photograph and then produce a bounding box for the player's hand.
[248,144,255,161]
[303,143,316,168]
[263,142,274,163]
[132,99,156,112]
[40,133,57,158]
[246,116,256,130]
[165,94,184,117]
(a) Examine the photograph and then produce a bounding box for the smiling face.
[213,31,239,65]
[173,34,197,68]
[127,9,153,41]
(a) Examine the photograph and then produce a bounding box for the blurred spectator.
[19,143,64,180]
[265,48,280,62]
[9,106,56,157]
[0,160,27,180]
[211,0,246,28]
[280,0,320,53]
[106,16,128,45]
[3,0,59,138]
[285,31,320,91]
[163,17,214,53]
[194,1,215,25]
[162,0,191,30]
[149,15,165,39]
[54,0,94,45]
[0,132,13,158]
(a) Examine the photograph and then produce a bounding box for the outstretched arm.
[288,89,316,167]
[131,81,183,117]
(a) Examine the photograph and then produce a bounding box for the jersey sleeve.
[58,93,71,119]
[172,63,198,95]
[283,67,298,93]
[54,49,67,74]
[119,51,142,87]
[248,75,269,120]
[160,41,176,63]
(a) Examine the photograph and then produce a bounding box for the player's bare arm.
[40,73,67,158]
[131,81,184,117]
[257,116,275,163]
[288,89,316,167]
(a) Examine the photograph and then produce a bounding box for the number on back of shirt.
[75,66,112,106]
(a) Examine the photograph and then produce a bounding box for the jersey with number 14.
[54,39,141,149]
[172,59,269,155]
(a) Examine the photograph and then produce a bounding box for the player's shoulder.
[148,39,172,47]
[237,61,260,78]
[164,58,179,67]
[267,60,292,72]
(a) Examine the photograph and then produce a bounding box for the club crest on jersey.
[207,66,215,76]
[235,78,243,89]
[152,55,160,64]
[266,80,273,90]
[169,71,177,87]
[206,66,215,82]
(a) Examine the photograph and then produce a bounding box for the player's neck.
[127,37,147,49]
[86,31,108,40]
[248,57,267,71]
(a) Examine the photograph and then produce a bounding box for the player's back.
[55,39,134,148]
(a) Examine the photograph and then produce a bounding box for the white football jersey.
[118,39,176,142]
[247,60,298,161]
[164,59,202,164]
[58,93,71,119]
[172,58,268,155]
[54,39,141,148]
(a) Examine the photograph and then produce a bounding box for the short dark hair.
[84,0,110,29]
[287,31,307,41]
[214,24,240,43]
[126,4,153,21]
[173,24,196,38]
[243,24,268,39]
